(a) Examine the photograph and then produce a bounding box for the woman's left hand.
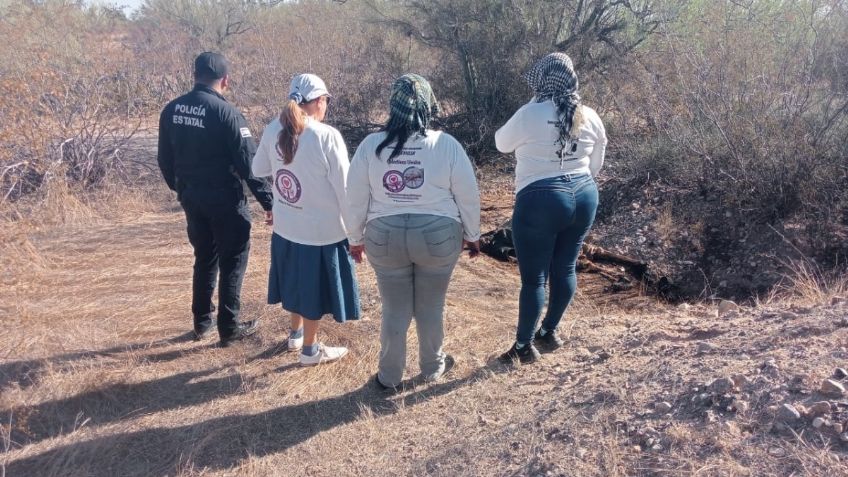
[265,211,273,226]
[349,244,365,263]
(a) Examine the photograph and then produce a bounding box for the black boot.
[534,328,564,351]
[219,320,259,347]
[499,342,541,364]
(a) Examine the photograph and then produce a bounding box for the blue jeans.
[512,174,599,344]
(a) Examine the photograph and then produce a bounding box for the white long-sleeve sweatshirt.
[495,101,607,193]
[251,117,353,246]
[346,130,481,246]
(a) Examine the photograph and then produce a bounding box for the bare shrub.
[225,1,410,141]
[362,0,663,153]
[0,2,145,204]
[645,2,844,203]
[612,0,848,263]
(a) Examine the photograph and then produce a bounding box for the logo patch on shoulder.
[239,127,252,138]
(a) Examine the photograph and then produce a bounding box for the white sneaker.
[299,343,348,366]
[288,335,304,351]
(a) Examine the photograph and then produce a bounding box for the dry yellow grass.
[2,179,848,476]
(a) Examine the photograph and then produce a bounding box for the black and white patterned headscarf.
[524,53,581,144]
[385,74,440,135]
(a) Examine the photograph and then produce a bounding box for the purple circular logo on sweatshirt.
[275,170,301,203]
[383,170,405,193]
[403,166,425,189]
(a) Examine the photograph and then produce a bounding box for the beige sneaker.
[299,343,348,366]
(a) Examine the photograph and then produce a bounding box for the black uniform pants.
[180,192,252,339]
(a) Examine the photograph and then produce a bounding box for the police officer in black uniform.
[157,52,273,347]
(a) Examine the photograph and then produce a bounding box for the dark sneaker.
[219,320,259,348]
[534,329,564,351]
[499,342,541,364]
[373,373,398,393]
[194,326,216,341]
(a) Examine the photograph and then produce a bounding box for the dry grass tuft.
[767,259,848,307]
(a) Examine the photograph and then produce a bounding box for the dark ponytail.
[375,127,412,161]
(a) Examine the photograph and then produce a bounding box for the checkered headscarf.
[525,53,581,143]
[386,74,440,135]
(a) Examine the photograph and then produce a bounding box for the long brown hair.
[277,99,307,164]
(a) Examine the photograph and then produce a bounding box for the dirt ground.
[2,178,848,476]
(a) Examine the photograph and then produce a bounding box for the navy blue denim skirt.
[268,233,361,322]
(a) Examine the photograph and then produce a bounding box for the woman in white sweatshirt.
[494,53,607,364]
[252,74,360,366]
[347,74,481,390]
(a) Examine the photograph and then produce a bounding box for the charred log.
[481,221,679,300]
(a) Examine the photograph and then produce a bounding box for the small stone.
[774,422,790,433]
[731,374,750,388]
[717,300,739,317]
[841,432,848,442]
[709,377,736,394]
[731,399,749,413]
[812,417,828,429]
[705,410,718,423]
[833,423,844,433]
[655,401,673,413]
[697,342,717,354]
[808,401,832,416]
[768,447,786,457]
[834,368,848,379]
[576,447,588,459]
[779,403,801,422]
[820,379,846,397]
[762,358,780,375]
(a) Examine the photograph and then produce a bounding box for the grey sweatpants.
[365,214,463,387]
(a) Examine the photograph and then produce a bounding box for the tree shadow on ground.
[6,360,268,446]
[0,332,197,390]
[7,366,497,477]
